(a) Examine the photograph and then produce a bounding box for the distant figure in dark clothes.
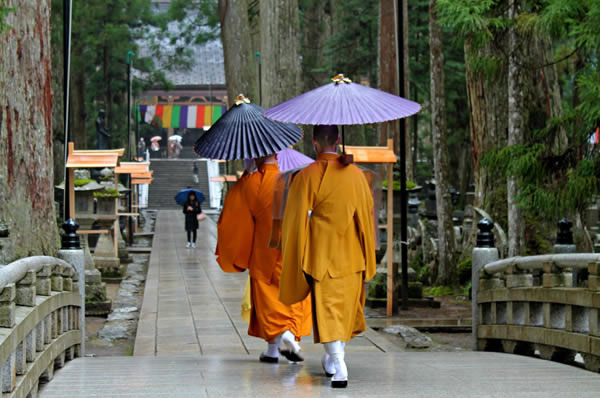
[192,161,199,184]
[183,192,202,248]
[95,109,111,149]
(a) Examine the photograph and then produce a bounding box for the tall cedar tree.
[438,0,599,254]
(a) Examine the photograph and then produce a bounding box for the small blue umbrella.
[175,188,205,206]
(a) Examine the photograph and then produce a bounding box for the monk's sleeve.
[215,180,253,273]
[279,172,311,305]
[356,174,377,282]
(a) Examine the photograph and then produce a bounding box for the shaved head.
[313,125,339,147]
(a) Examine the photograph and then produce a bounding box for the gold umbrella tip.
[235,94,251,105]
[332,74,352,84]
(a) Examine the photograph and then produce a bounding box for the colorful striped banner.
[171,106,181,128]
[179,106,188,128]
[197,106,205,128]
[137,104,227,129]
[187,106,197,127]
[204,105,213,126]
[155,105,164,126]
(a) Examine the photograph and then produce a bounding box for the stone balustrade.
[0,256,83,397]
[476,253,600,372]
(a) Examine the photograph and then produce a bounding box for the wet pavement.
[132,210,389,357]
[40,210,600,397]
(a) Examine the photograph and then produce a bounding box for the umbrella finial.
[332,74,352,84]
[235,94,251,105]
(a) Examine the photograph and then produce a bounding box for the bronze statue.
[95,109,111,149]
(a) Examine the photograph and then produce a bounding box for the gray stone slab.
[39,353,600,397]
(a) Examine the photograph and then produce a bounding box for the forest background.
[1,0,599,287]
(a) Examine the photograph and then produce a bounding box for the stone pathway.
[133,210,389,357]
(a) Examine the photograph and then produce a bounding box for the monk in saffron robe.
[215,154,312,363]
[279,125,376,388]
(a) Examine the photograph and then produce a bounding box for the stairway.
[148,159,210,209]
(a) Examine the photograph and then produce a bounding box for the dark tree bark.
[259,0,302,109]
[70,66,87,149]
[464,37,508,225]
[507,0,525,257]
[218,0,258,107]
[430,0,456,284]
[0,0,60,260]
[378,0,398,148]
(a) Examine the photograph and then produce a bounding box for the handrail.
[0,256,75,290]
[482,253,600,275]
[0,254,84,396]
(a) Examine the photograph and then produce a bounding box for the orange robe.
[216,163,311,342]
[280,153,376,343]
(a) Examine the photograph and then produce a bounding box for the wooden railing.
[476,253,600,372]
[0,256,83,397]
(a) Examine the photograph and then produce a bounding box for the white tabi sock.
[264,343,279,358]
[264,335,282,358]
[281,330,301,353]
[324,340,348,382]
[321,352,336,375]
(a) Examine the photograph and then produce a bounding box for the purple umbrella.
[265,74,421,125]
[277,148,314,172]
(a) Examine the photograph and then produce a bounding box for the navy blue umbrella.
[175,189,205,206]
[194,95,302,160]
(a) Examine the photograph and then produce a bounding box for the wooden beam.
[76,229,109,235]
[68,168,75,220]
[387,138,397,316]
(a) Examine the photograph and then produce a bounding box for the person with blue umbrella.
[176,188,205,248]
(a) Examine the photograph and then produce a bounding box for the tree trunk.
[259,0,301,109]
[378,0,398,147]
[430,0,456,285]
[401,0,413,182]
[300,0,333,153]
[218,0,258,107]
[464,37,508,227]
[0,0,60,260]
[51,0,65,187]
[507,0,525,257]
[70,66,86,149]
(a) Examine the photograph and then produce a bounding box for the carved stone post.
[554,218,577,286]
[0,284,16,328]
[472,218,499,350]
[58,248,86,355]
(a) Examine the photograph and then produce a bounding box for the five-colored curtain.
[138,105,227,128]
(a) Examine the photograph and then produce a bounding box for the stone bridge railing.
[474,250,600,373]
[0,256,83,397]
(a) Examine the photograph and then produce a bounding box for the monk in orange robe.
[215,154,312,363]
[279,125,376,388]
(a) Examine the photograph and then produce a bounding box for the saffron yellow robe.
[280,153,376,343]
[216,163,311,341]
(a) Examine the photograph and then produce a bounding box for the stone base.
[85,300,113,316]
[85,278,112,316]
[85,269,102,284]
[0,236,15,264]
[117,233,132,264]
[93,256,126,278]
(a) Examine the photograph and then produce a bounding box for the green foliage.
[436,0,508,49]
[94,189,120,198]
[0,2,15,34]
[382,180,417,191]
[456,257,472,285]
[74,179,95,187]
[423,285,456,297]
